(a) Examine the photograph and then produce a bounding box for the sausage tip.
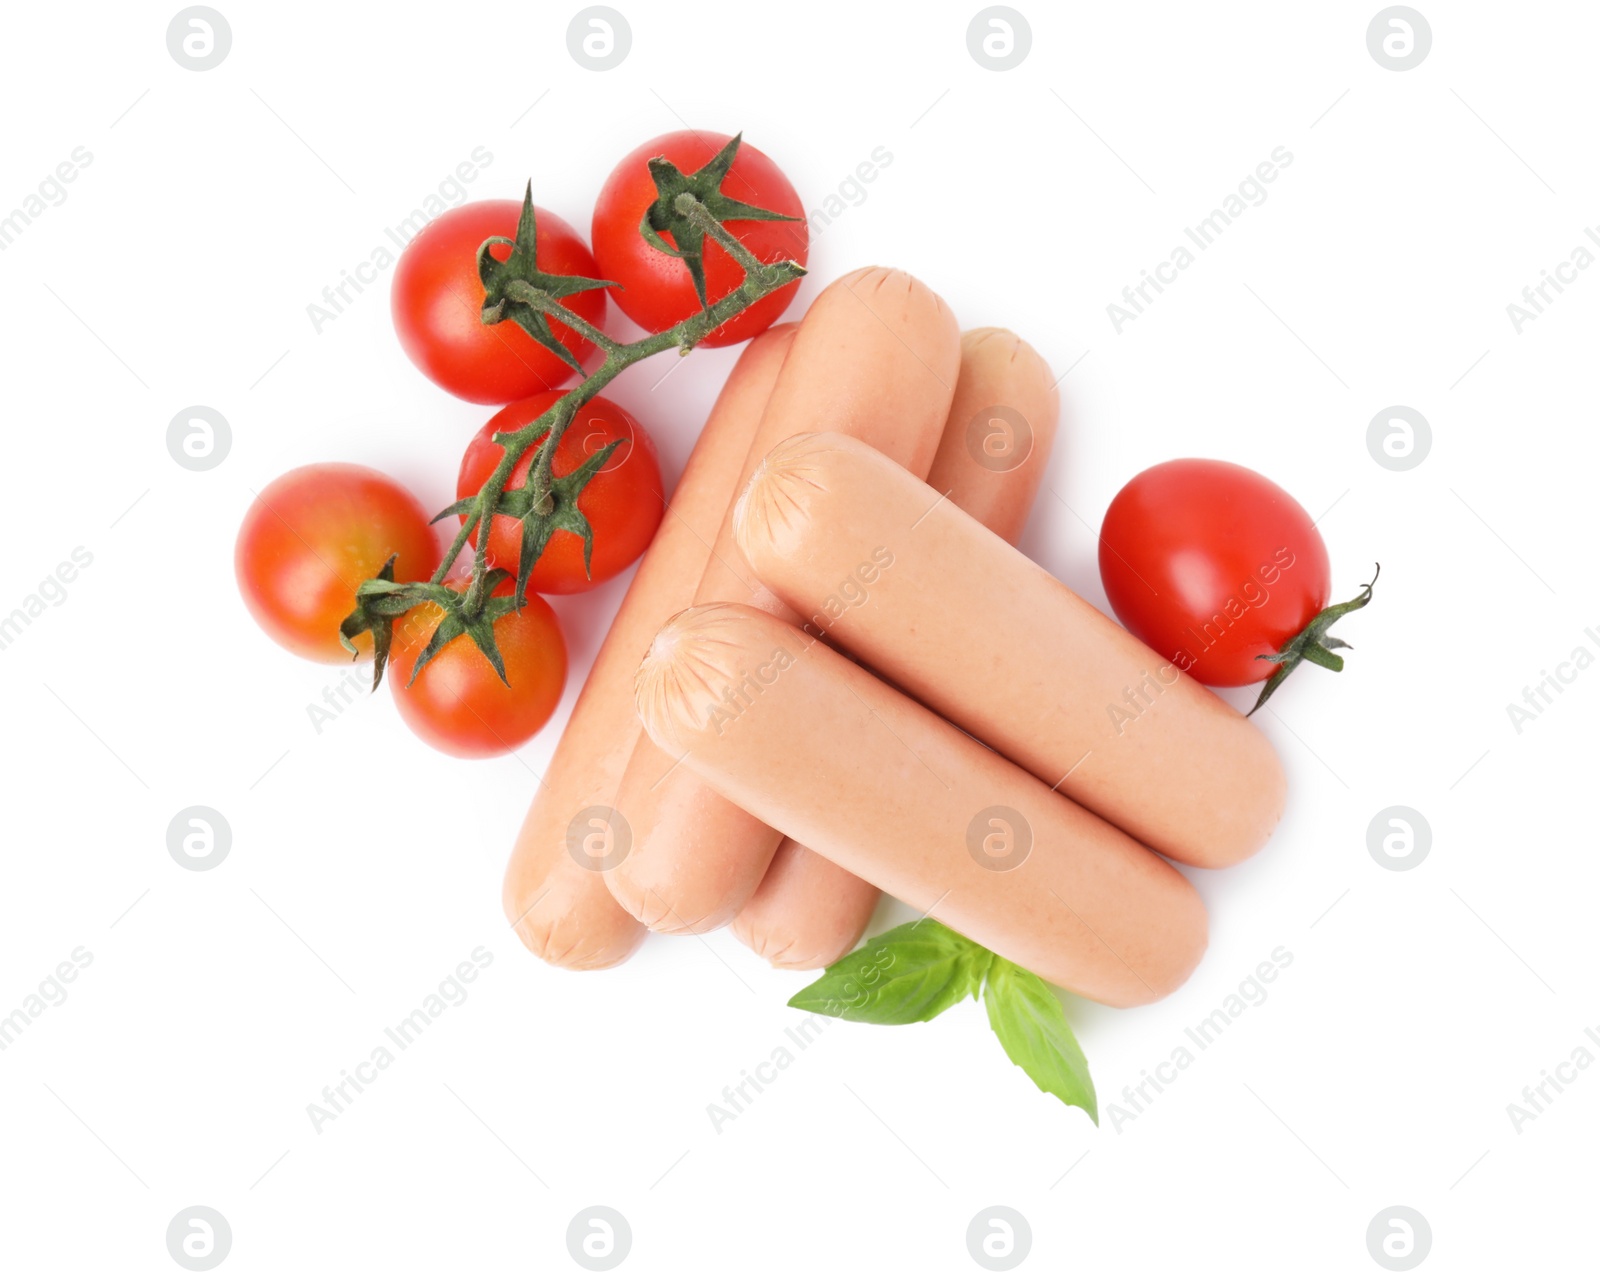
[634,603,787,754]
[732,431,842,568]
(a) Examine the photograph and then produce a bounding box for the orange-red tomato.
[235,463,437,663]
[389,578,566,759]
[392,200,607,404]
[456,392,664,594]
[591,131,806,346]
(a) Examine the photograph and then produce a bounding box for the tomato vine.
[339,134,806,691]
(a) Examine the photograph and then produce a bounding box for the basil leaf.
[787,919,988,1024]
[983,958,1098,1123]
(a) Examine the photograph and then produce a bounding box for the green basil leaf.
[983,958,1098,1124]
[787,919,988,1024]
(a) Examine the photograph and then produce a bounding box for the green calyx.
[1249,563,1381,715]
[338,554,403,689]
[403,569,521,688]
[434,424,624,612]
[637,132,801,306]
[478,183,617,373]
[338,567,528,694]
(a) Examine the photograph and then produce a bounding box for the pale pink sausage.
[735,433,1286,868]
[923,327,1061,545]
[730,838,881,971]
[605,267,960,933]
[501,325,796,968]
[732,327,1059,968]
[634,604,1207,1006]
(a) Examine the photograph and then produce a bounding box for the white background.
[1,1,1594,1274]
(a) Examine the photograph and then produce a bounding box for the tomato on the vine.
[1098,459,1333,688]
[389,578,566,759]
[236,464,437,663]
[457,392,664,594]
[392,200,606,404]
[592,131,807,346]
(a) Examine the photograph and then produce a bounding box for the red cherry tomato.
[236,464,437,663]
[1098,459,1331,687]
[591,131,807,346]
[392,200,606,404]
[457,392,664,594]
[389,578,566,759]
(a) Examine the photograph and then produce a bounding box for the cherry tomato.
[457,392,663,594]
[236,464,437,663]
[1098,459,1331,687]
[389,578,566,758]
[392,200,606,404]
[591,131,807,346]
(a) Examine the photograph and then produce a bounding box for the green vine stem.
[340,134,805,690]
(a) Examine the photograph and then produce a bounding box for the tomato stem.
[674,193,765,274]
[1248,564,1380,715]
[503,279,626,358]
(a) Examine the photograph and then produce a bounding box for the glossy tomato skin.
[236,464,437,663]
[457,392,663,594]
[591,131,807,346]
[1098,459,1331,687]
[392,200,606,404]
[390,579,566,759]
